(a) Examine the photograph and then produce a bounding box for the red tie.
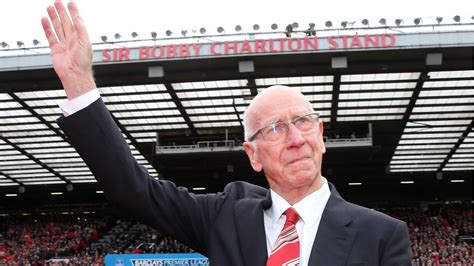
[267,208,300,266]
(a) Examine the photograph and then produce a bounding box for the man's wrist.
[59,70,96,100]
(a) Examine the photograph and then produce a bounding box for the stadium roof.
[0,25,472,207]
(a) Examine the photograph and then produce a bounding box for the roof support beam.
[330,74,341,128]
[401,71,429,124]
[232,99,243,130]
[247,78,258,97]
[0,171,23,187]
[387,71,429,167]
[108,113,163,172]
[438,119,474,171]
[0,136,71,184]
[8,93,69,142]
[163,83,197,135]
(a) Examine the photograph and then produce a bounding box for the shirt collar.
[269,177,331,227]
[269,189,291,225]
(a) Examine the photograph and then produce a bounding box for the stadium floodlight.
[453,15,461,22]
[217,26,224,33]
[341,21,348,28]
[235,25,242,32]
[1,41,8,48]
[181,30,187,37]
[436,17,443,24]
[100,35,107,42]
[379,18,387,26]
[114,33,121,39]
[395,19,403,26]
[291,22,299,29]
[151,32,157,39]
[165,30,172,36]
[414,18,422,25]
[285,24,293,37]
[16,41,24,48]
[271,23,278,30]
[131,32,138,38]
[253,24,260,31]
[361,19,369,26]
[199,28,206,34]
[33,39,40,46]
[325,21,333,27]
[306,23,316,36]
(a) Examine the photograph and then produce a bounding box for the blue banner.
[105,253,209,266]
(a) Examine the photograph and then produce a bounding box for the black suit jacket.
[58,99,411,265]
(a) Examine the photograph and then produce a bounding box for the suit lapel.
[309,183,357,265]
[234,192,271,266]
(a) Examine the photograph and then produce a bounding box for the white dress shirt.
[264,177,331,266]
[58,88,100,116]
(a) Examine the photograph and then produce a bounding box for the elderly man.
[41,1,411,265]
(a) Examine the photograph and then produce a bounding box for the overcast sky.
[0,0,473,45]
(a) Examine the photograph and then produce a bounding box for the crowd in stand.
[391,206,473,266]
[85,219,193,256]
[0,216,109,265]
[0,215,192,265]
[0,205,472,265]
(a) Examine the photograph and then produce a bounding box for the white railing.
[2,20,473,57]
[156,140,241,154]
[156,137,372,154]
[325,137,372,147]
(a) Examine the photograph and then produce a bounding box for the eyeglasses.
[248,113,320,142]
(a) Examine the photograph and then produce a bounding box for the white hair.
[242,85,315,143]
[242,107,253,142]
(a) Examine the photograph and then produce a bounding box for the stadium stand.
[396,205,473,265]
[0,215,193,265]
[1,203,472,265]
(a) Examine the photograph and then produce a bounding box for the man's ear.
[319,121,326,154]
[243,142,263,172]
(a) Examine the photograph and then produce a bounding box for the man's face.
[243,87,326,194]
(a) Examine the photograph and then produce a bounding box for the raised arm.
[41,0,96,99]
